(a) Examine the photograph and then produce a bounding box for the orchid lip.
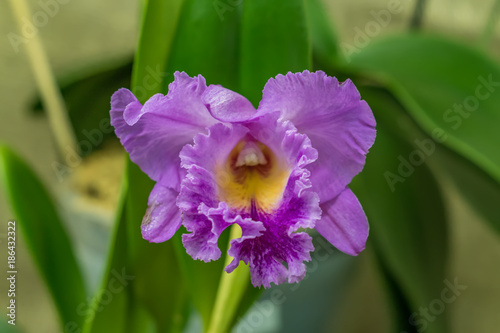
[110,70,375,288]
[216,137,290,217]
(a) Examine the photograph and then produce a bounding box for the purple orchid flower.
[110,70,376,288]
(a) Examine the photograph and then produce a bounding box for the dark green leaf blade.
[350,87,449,333]
[132,0,185,102]
[125,160,187,333]
[347,34,500,185]
[125,0,189,330]
[434,144,500,234]
[0,145,86,329]
[240,0,312,104]
[83,184,132,333]
[164,1,242,327]
[166,0,241,91]
[305,0,341,66]
[32,59,132,154]
[361,81,500,235]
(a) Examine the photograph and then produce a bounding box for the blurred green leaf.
[166,0,241,91]
[279,238,357,333]
[211,0,315,328]
[240,0,312,104]
[0,145,86,329]
[172,228,228,329]
[32,59,132,154]
[84,169,174,333]
[0,320,22,333]
[362,84,500,236]
[165,0,243,327]
[125,162,187,333]
[374,247,419,333]
[83,184,132,333]
[121,0,189,331]
[132,0,185,102]
[347,34,500,186]
[350,87,449,333]
[229,279,264,330]
[434,145,500,234]
[305,0,341,66]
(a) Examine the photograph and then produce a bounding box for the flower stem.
[8,0,77,158]
[206,225,250,333]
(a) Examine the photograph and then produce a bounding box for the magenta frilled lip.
[110,70,376,288]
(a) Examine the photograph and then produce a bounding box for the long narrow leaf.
[126,1,189,330]
[0,145,86,329]
[240,0,312,104]
[350,88,449,333]
[347,35,500,186]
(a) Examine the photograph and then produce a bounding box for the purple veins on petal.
[178,113,321,287]
[141,183,182,243]
[110,71,258,192]
[258,70,376,203]
[109,70,376,288]
[315,187,369,256]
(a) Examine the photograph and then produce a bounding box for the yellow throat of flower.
[216,139,290,215]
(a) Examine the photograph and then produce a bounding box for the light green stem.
[206,225,250,333]
[9,0,77,158]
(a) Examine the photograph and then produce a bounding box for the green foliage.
[0,146,87,329]
[132,0,185,102]
[346,34,500,186]
[126,162,187,332]
[240,0,312,104]
[304,0,341,65]
[125,0,190,330]
[167,0,241,92]
[32,60,132,153]
[83,186,132,333]
[351,88,449,333]
[433,145,500,234]
[8,2,500,333]
[166,2,241,324]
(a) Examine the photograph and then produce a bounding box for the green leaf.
[164,1,242,327]
[0,320,22,333]
[361,82,500,236]
[122,0,189,330]
[373,245,419,333]
[126,161,187,333]
[132,0,185,102]
[32,59,132,154]
[350,87,449,333]
[166,0,241,91]
[84,168,176,333]
[304,0,341,66]
[279,238,357,333]
[240,0,312,104]
[434,145,500,234]
[346,34,500,185]
[172,228,228,329]
[83,183,132,333]
[229,280,264,330]
[0,145,86,329]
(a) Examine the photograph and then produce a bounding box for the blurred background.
[1,0,500,332]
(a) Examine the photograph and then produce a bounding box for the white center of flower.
[235,142,268,167]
